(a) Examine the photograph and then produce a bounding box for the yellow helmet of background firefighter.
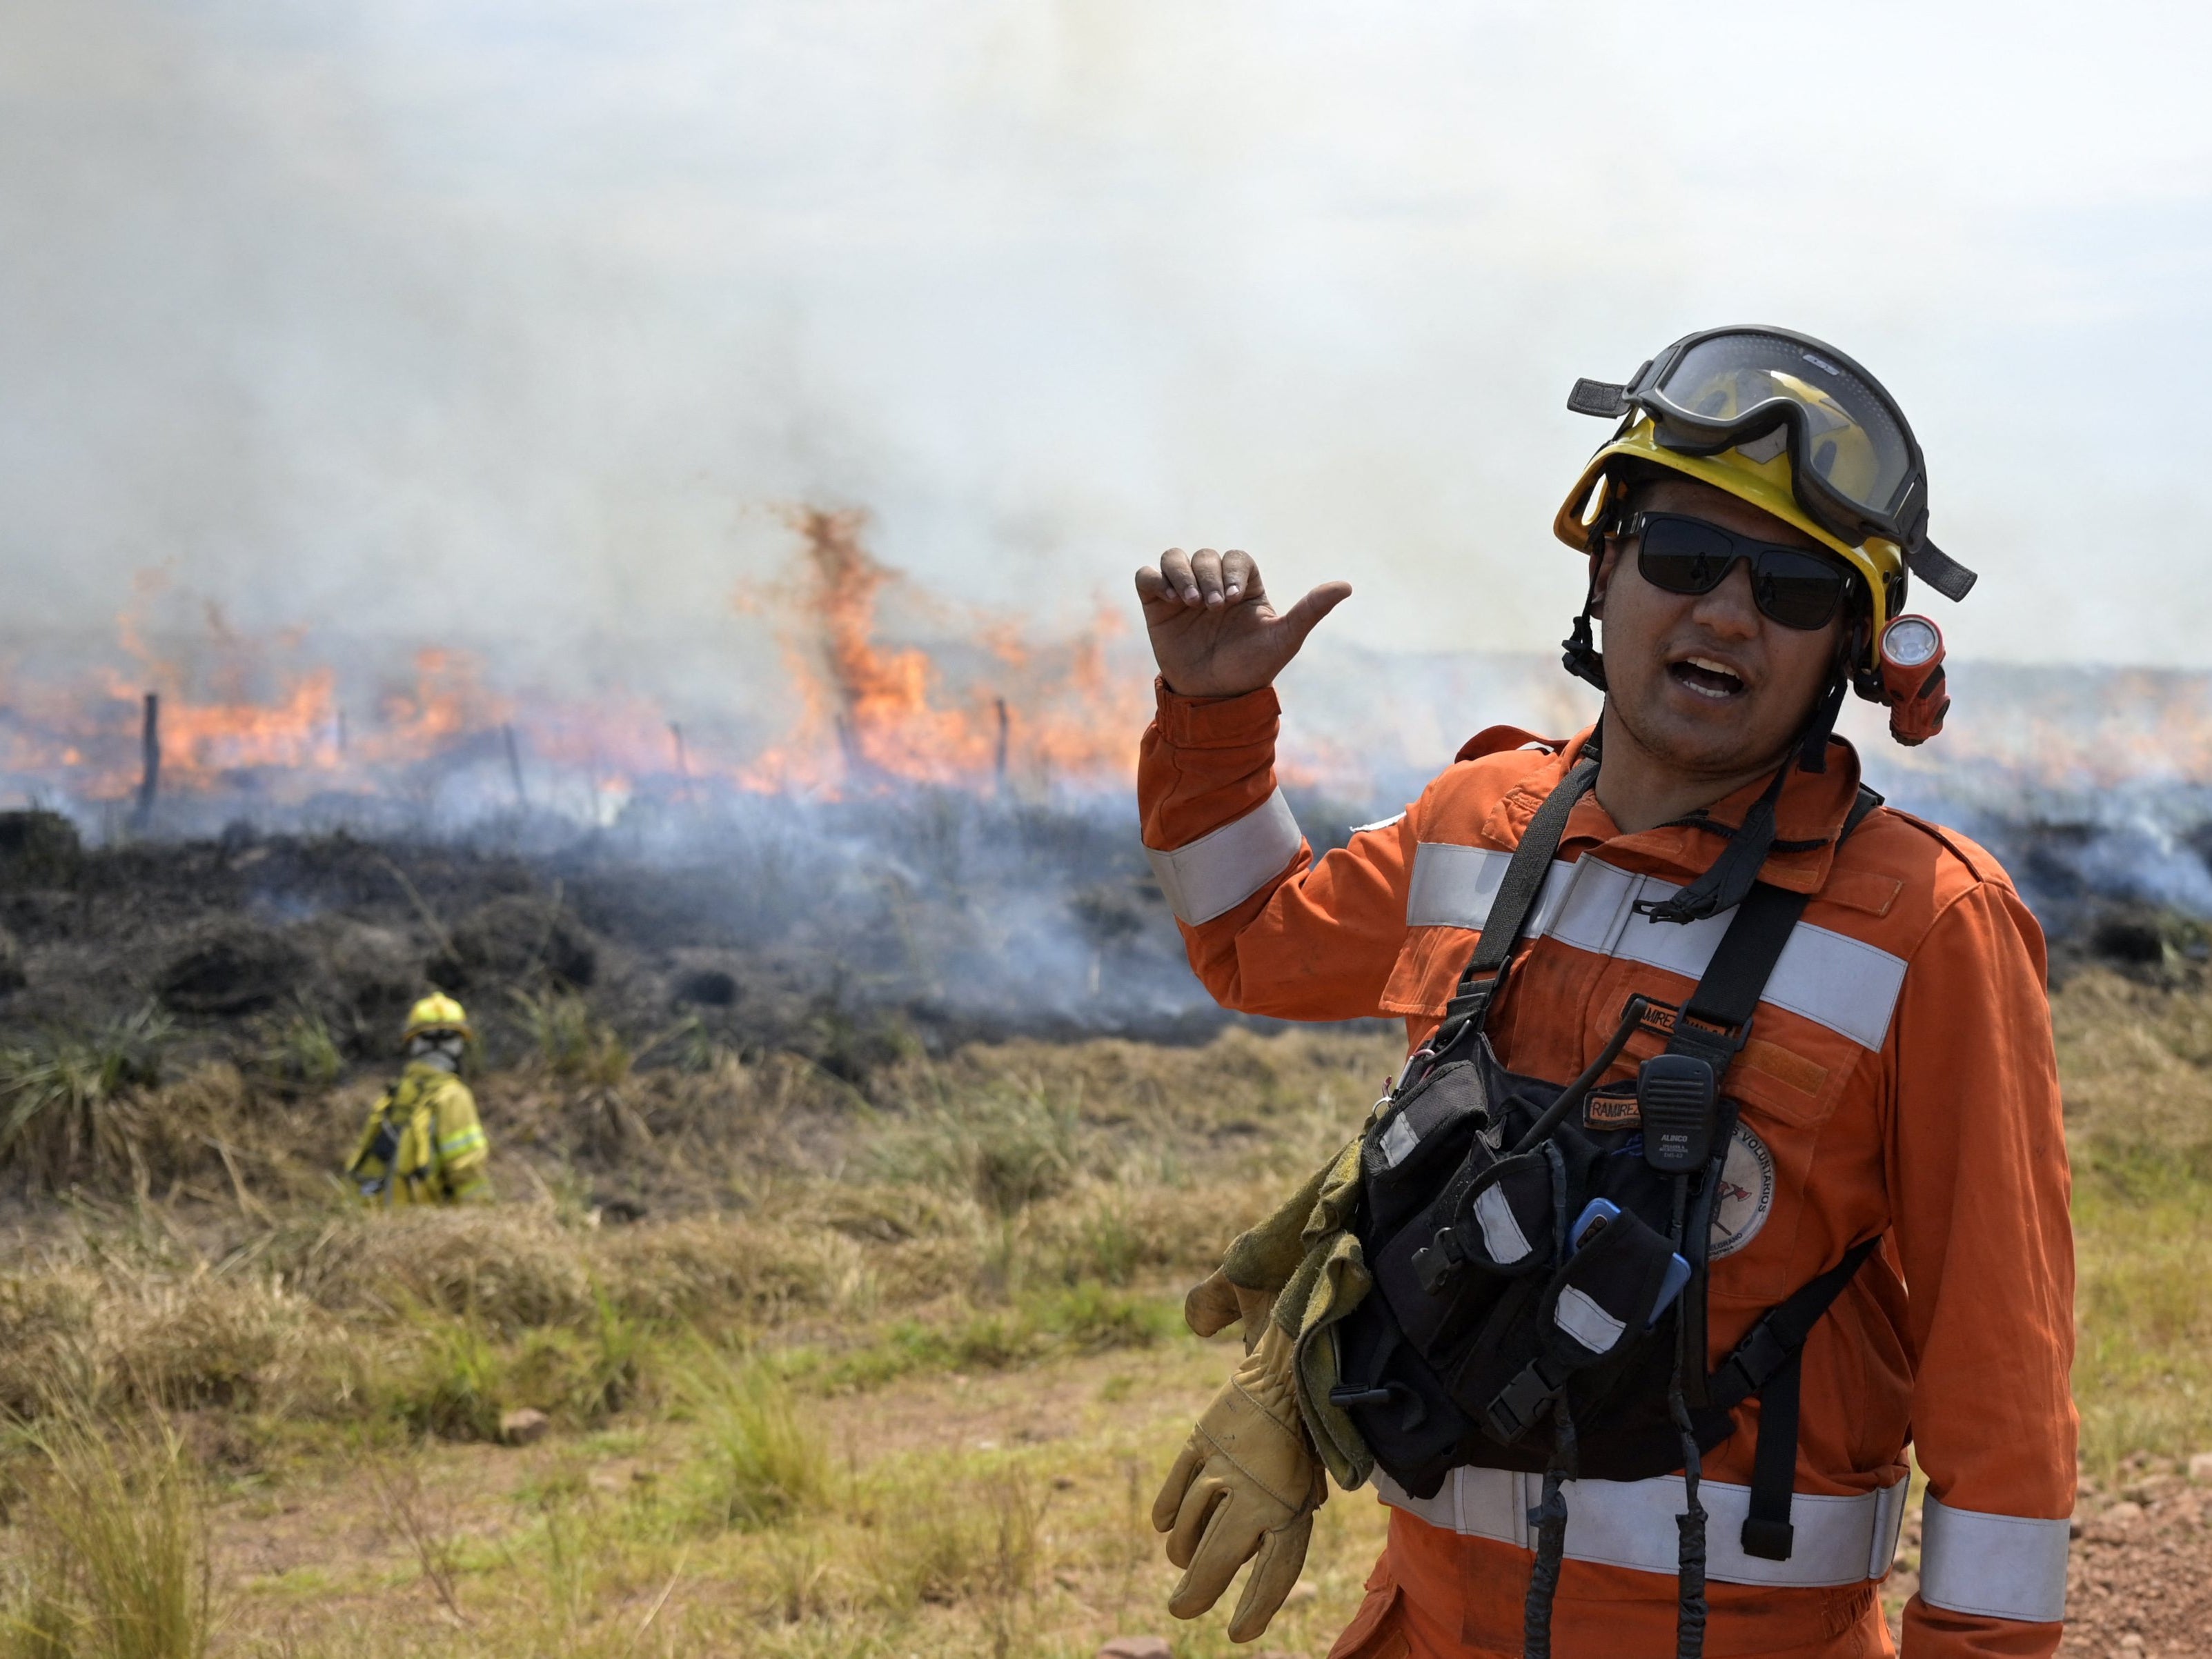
[1552,413,1906,669]
[402,993,473,1044]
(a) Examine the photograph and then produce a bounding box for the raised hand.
[1134,547,1351,698]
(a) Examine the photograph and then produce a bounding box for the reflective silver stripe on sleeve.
[1372,1466,1910,1589]
[1403,845,1908,1051]
[1917,1493,2070,1625]
[1144,788,1303,925]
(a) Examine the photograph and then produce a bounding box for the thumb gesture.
[1134,548,1350,698]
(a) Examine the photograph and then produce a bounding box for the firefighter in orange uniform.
[1138,329,2073,1659]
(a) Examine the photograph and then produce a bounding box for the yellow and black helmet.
[402,993,473,1045]
[1555,326,1976,681]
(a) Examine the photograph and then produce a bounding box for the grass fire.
[9,5,2212,1656]
[4,513,1149,831]
[0,531,2211,1653]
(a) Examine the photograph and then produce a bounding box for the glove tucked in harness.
[1178,1133,1377,1499]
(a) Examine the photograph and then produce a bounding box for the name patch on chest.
[1582,1086,1641,1129]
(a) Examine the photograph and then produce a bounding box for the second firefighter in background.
[346,993,492,1206]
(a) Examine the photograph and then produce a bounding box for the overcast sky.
[5,0,2211,679]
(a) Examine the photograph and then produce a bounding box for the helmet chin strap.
[1561,526,1611,694]
[1561,599,1609,693]
[1795,665,1848,775]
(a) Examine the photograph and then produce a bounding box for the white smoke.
[5,0,2212,693]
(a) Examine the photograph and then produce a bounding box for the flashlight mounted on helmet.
[1878,615,1949,746]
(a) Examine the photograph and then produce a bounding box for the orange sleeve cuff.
[1149,677,1281,748]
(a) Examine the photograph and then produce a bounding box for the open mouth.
[1668,655,1747,701]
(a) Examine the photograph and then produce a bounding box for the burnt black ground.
[0,795,1349,1084]
[0,786,2187,1093]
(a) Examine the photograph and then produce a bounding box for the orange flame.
[0,506,1154,815]
[735,507,1146,795]
[6,511,2212,824]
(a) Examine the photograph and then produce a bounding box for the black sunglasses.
[1626,512,1855,631]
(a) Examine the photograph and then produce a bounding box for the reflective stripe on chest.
[1406,844,1906,1051]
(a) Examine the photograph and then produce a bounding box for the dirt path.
[205,1333,1394,1656]
[201,1349,2209,1656]
[2059,1470,2212,1657]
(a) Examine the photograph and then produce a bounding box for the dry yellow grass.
[0,977,2198,1654]
[0,1022,1401,1655]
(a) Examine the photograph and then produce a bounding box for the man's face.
[1592,475,1850,781]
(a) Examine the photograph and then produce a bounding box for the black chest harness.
[1329,757,1882,1659]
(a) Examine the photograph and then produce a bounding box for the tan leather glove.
[1183,1269,1277,1351]
[1152,1319,1325,1642]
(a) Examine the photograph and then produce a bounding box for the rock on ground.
[497,1408,551,1447]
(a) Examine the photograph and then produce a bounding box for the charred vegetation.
[0,793,1382,1213]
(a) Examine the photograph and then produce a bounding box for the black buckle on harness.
[1485,1356,1568,1442]
[1432,975,1501,1052]
[1665,1009,1750,1071]
[1443,973,1498,1022]
[1708,1315,1793,1408]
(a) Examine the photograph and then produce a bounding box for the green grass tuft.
[683,1349,831,1532]
[0,1006,176,1189]
[253,1006,344,1091]
[512,990,631,1088]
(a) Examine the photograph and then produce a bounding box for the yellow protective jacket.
[347,1062,491,1206]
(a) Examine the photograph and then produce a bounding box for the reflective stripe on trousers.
[1372,1467,1910,1590]
[1376,1470,2071,1625]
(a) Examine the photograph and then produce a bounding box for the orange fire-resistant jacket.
[1139,683,2075,1659]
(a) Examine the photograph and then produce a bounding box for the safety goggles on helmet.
[1629,513,1857,631]
[1568,326,1975,603]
